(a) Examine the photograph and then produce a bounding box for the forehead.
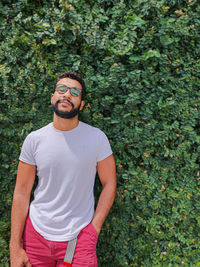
[57,78,82,89]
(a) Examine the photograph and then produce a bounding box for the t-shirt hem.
[97,152,113,162]
[29,215,90,241]
[19,157,36,166]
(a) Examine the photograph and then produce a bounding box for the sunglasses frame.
[55,84,82,97]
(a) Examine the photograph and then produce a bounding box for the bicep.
[14,161,36,196]
[97,154,117,187]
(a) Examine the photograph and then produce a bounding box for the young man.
[10,71,117,267]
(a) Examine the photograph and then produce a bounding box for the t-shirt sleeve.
[97,130,113,162]
[19,133,36,165]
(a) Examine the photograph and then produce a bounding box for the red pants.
[23,217,98,267]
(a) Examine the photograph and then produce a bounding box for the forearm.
[91,181,116,234]
[10,192,30,248]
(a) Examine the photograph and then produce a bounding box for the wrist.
[91,220,103,235]
[9,240,22,250]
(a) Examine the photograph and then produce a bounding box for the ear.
[51,93,54,104]
[80,100,85,111]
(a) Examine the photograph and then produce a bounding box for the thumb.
[23,252,31,267]
[26,260,32,267]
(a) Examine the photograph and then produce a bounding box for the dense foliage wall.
[1,0,200,266]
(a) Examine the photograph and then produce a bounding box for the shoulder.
[28,123,52,137]
[24,123,52,144]
[79,121,105,136]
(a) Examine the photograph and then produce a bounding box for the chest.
[34,134,97,171]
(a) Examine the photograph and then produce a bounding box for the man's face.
[51,78,85,119]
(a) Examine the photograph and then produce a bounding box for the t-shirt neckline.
[51,121,81,133]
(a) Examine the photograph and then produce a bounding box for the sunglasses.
[55,84,82,97]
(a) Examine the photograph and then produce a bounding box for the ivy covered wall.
[0,0,200,266]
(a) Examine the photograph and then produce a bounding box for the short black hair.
[55,71,86,100]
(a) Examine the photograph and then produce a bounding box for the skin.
[10,78,117,267]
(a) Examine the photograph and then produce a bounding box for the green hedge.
[1,0,200,266]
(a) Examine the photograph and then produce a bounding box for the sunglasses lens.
[56,85,67,94]
[59,89,66,93]
[71,91,78,96]
[71,88,80,96]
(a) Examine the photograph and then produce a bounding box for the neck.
[53,114,79,131]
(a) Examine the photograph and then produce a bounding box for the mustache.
[56,99,74,108]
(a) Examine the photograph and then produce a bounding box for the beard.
[51,99,81,119]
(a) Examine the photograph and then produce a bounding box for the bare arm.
[10,161,36,267]
[91,154,117,235]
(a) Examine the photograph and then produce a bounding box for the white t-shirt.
[19,121,112,241]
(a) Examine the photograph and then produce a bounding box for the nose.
[62,88,72,98]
